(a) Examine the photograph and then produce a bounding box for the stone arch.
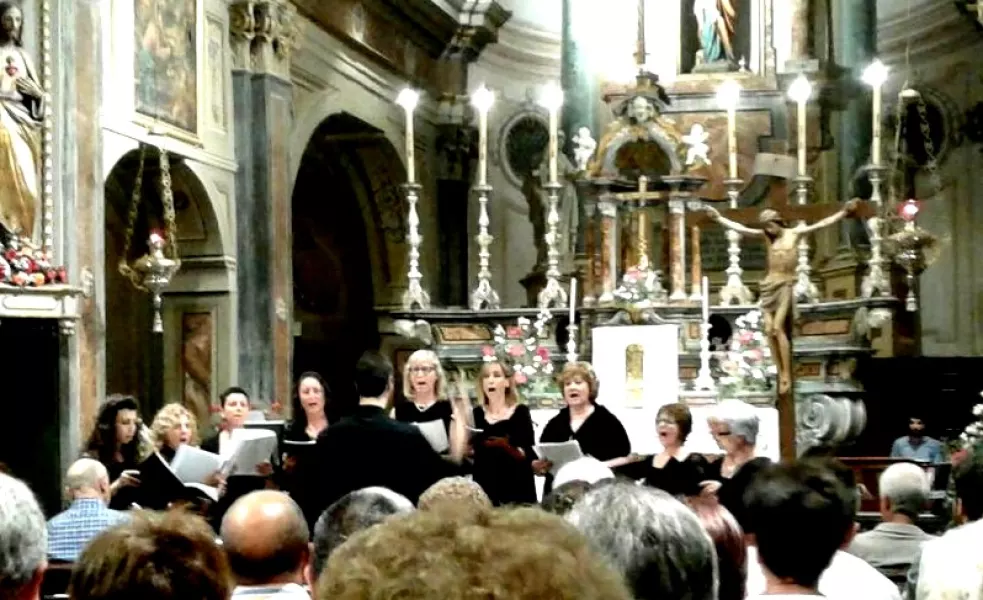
[103,148,228,415]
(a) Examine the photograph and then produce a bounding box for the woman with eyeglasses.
[620,402,708,497]
[393,350,456,452]
[82,394,150,509]
[700,399,771,530]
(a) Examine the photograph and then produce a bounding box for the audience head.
[477,360,518,407]
[418,477,492,513]
[953,451,983,523]
[708,399,759,453]
[541,479,594,516]
[553,456,615,489]
[0,473,46,600]
[657,403,693,448]
[566,481,718,600]
[355,351,395,402]
[86,394,141,464]
[65,458,111,503]
[402,349,446,400]
[220,490,310,586]
[686,498,746,600]
[558,361,598,407]
[745,460,853,591]
[69,510,231,600]
[150,403,197,451]
[293,371,329,427]
[218,387,250,430]
[312,487,413,579]
[318,506,632,599]
[878,462,929,521]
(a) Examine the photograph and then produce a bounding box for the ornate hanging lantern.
[118,143,181,332]
[886,199,937,312]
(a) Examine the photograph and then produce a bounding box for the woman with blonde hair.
[149,403,199,462]
[394,350,454,445]
[470,360,536,506]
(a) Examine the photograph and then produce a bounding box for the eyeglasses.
[656,418,677,426]
[713,430,733,438]
[409,366,436,374]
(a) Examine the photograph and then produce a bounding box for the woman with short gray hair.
[701,399,771,531]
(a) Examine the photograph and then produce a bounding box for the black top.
[472,404,537,506]
[704,456,771,531]
[539,405,631,495]
[284,421,318,443]
[394,400,454,432]
[200,433,220,455]
[619,453,710,497]
[305,405,457,527]
[101,457,141,510]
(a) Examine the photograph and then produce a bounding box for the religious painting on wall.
[134,0,198,135]
[181,311,213,428]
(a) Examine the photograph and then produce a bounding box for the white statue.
[683,123,712,167]
[572,126,596,172]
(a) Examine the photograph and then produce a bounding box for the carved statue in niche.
[589,77,686,179]
[0,2,43,244]
[693,0,738,67]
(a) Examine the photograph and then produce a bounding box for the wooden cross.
[688,194,877,229]
[612,176,669,271]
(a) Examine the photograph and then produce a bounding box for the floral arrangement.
[612,266,668,306]
[958,397,983,448]
[0,237,67,287]
[482,310,555,393]
[713,309,777,397]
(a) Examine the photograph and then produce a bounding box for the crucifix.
[701,198,870,458]
[613,175,667,273]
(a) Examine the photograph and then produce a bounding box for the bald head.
[66,458,110,501]
[220,490,310,586]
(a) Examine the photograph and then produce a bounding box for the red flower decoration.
[481,345,496,357]
[513,371,528,385]
[507,344,524,357]
[506,326,522,338]
[535,346,550,360]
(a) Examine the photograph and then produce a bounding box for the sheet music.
[170,444,221,484]
[184,482,219,502]
[534,441,584,474]
[413,420,449,453]
[223,429,277,476]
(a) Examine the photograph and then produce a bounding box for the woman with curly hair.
[82,394,147,509]
[149,403,199,462]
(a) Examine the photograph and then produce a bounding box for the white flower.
[544,363,554,374]
[517,317,530,326]
[973,404,983,417]
[532,355,543,364]
[522,365,536,376]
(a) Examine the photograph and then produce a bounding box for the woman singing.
[622,403,709,497]
[471,361,536,506]
[533,362,631,495]
[285,372,330,442]
[201,387,250,457]
[394,350,454,447]
[149,403,198,462]
[82,395,147,509]
[701,399,771,530]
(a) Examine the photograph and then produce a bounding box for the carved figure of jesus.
[704,199,859,395]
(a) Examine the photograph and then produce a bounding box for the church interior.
[3,0,983,597]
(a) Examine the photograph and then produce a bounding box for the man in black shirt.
[304,351,458,527]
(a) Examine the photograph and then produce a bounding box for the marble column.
[596,191,618,304]
[834,0,876,248]
[230,0,296,408]
[667,199,687,301]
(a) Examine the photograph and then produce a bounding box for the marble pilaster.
[596,192,618,304]
[230,0,296,408]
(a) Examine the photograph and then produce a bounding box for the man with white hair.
[0,472,47,600]
[566,481,718,600]
[47,458,129,562]
[848,462,934,576]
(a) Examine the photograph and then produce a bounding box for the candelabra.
[793,176,820,303]
[401,182,431,310]
[133,234,180,333]
[566,321,579,363]
[470,184,501,310]
[538,182,569,309]
[694,321,716,391]
[888,207,937,312]
[861,165,891,298]
[718,178,753,305]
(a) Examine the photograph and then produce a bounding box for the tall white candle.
[548,106,559,184]
[871,84,881,166]
[472,85,494,187]
[702,275,709,323]
[396,89,420,184]
[569,277,577,324]
[727,106,738,179]
[796,98,807,176]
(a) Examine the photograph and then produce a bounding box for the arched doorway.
[292,112,406,416]
[104,149,226,421]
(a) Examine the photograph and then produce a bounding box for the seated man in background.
[221,490,311,599]
[848,462,934,577]
[565,481,718,600]
[0,473,47,600]
[310,487,413,583]
[69,510,231,600]
[317,506,632,599]
[890,414,943,463]
[47,458,129,562]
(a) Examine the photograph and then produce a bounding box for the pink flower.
[536,346,550,361]
[481,345,496,357]
[513,371,528,385]
[507,344,524,357]
[739,331,753,344]
[506,326,522,338]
